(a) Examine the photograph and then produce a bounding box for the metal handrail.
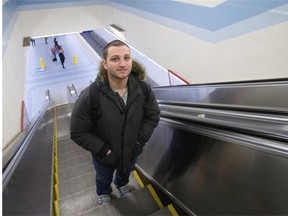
[67,84,78,103]
[158,102,288,142]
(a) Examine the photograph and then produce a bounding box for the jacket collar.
[96,73,142,106]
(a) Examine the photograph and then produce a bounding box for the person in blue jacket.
[70,40,160,205]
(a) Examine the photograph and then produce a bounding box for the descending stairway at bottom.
[52,123,179,216]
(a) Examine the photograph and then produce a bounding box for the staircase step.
[79,186,160,216]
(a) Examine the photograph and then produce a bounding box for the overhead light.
[108,24,126,40]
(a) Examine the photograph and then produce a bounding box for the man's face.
[103,45,132,81]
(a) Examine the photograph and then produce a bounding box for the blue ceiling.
[108,0,288,31]
[3,0,288,43]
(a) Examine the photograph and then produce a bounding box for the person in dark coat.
[30,38,36,47]
[54,37,59,49]
[58,49,65,68]
[70,40,160,205]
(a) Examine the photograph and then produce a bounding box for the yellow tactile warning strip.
[147,184,164,209]
[53,107,60,216]
[168,204,179,216]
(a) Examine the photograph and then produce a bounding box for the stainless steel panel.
[137,123,168,187]
[138,79,288,215]
[2,108,55,215]
[159,104,288,141]
[154,79,288,112]
[138,119,288,215]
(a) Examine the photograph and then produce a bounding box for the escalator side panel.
[137,123,168,187]
[3,109,54,215]
[137,120,288,215]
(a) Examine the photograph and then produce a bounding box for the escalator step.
[58,147,88,162]
[79,186,159,216]
[59,171,96,199]
[57,134,71,143]
[57,143,84,156]
[59,186,98,216]
[58,161,95,183]
[58,152,91,171]
[58,173,142,215]
[149,205,176,216]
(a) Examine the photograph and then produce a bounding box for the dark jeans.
[92,156,137,196]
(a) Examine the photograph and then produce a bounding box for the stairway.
[53,106,179,216]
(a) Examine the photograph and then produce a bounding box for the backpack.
[89,81,149,121]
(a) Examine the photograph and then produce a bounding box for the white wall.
[2,16,27,148]
[96,29,183,86]
[109,7,288,84]
[17,4,111,37]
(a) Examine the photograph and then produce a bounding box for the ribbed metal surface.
[58,146,90,162]
[79,187,159,216]
[59,171,96,199]
[58,152,91,172]
[58,162,95,183]
[149,206,173,215]
[60,186,98,216]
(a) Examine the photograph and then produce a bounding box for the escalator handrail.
[158,101,288,142]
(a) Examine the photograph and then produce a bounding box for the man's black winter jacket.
[70,74,160,172]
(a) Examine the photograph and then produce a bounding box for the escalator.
[3,103,179,216]
[53,104,177,215]
[137,78,288,215]
[3,79,288,215]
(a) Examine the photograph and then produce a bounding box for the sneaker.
[98,194,111,205]
[117,185,130,197]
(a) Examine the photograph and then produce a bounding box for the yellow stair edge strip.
[147,184,164,209]
[132,170,145,188]
[168,204,179,216]
[53,184,60,201]
[53,200,60,216]
[54,163,58,173]
[53,107,60,216]
[54,172,59,185]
